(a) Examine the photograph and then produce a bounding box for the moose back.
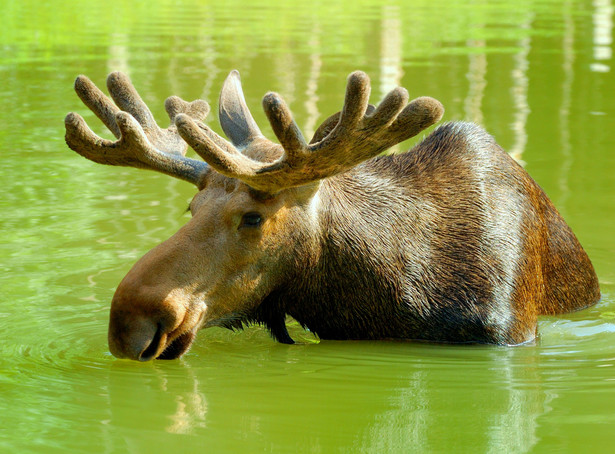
[64,70,600,361]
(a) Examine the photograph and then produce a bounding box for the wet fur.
[248,122,600,344]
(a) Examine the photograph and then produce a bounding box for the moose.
[65,70,600,361]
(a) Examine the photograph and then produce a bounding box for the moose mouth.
[139,326,196,361]
[158,330,196,360]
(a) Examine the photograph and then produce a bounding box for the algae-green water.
[1,0,615,452]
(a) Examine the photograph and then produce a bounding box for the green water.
[2,0,615,452]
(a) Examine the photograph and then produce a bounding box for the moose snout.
[107,285,191,361]
[108,311,162,361]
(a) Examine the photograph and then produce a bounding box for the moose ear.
[219,70,262,149]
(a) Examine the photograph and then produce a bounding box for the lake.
[1,0,614,452]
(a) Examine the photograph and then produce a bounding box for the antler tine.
[107,72,158,132]
[388,96,446,142]
[65,73,210,187]
[337,71,371,129]
[175,114,268,179]
[74,75,122,138]
[294,72,443,180]
[219,70,263,149]
[65,111,208,185]
[299,72,443,169]
[262,92,308,161]
[176,70,444,193]
[259,71,371,169]
[165,96,210,124]
[105,72,211,156]
[364,87,409,130]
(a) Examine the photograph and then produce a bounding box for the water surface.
[1,0,614,452]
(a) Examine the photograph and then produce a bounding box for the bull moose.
[64,70,600,361]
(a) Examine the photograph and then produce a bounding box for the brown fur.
[65,71,600,360]
[252,122,600,345]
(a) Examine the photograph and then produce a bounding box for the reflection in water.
[558,1,577,215]
[275,53,297,111]
[162,369,208,434]
[108,39,130,75]
[355,349,548,453]
[356,370,431,452]
[509,17,532,163]
[102,361,209,450]
[303,24,322,140]
[98,344,559,452]
[484,349,547,454]
[380,4,403,155]
[194,15,219,103]
[379,5,402,98]
[464,39,487,125]
[591,0,613,72]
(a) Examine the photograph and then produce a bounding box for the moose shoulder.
[65,71,600,361]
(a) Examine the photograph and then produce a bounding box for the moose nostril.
[138,323,164,362]
[108,312,160,360]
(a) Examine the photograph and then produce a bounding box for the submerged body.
[65,71,600,360]
[246,122,600,345]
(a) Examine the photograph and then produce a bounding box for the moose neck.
[272,158,421,340]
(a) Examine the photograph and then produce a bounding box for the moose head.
[65,70,599,361]
[65,71,444,360]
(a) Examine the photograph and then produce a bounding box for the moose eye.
[239,212,263,229]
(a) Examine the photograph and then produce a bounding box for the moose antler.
[175,71,444,193]
[65,72,210,186]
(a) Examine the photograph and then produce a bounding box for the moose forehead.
[192,136,286,194]
[191,171,277,213]
[189,168,321,243]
